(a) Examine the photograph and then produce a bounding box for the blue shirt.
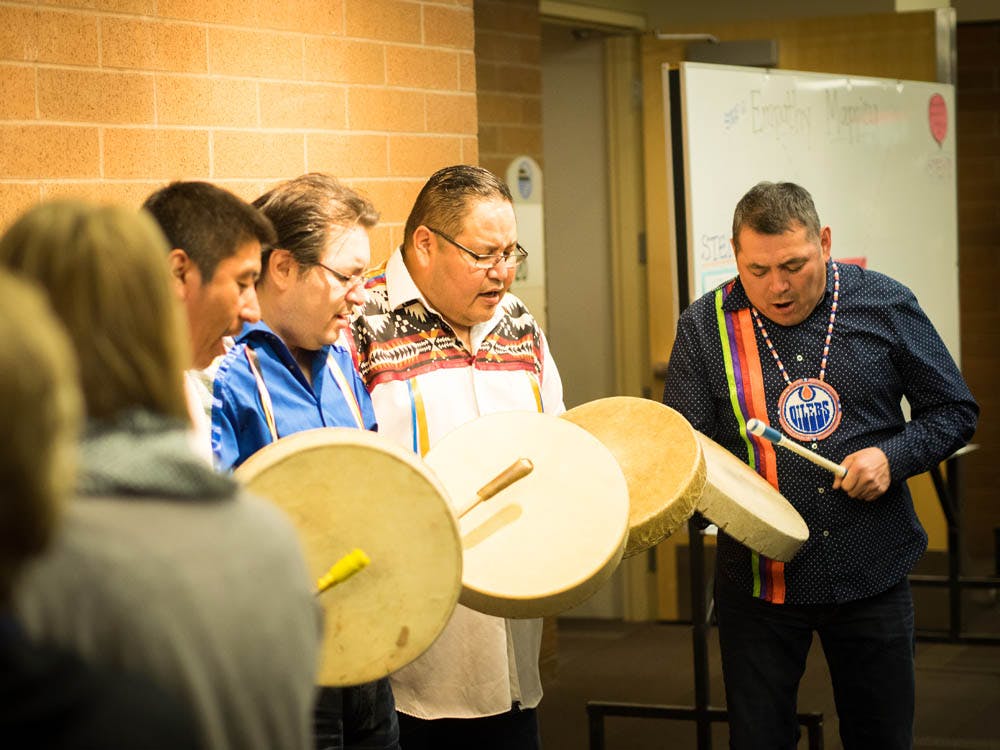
[662,262,978,605]
[211,321,377,471]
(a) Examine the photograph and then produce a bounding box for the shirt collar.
[720,260,835,317]
[383,247,510,347]
[385,247,424,311]
[235,319,346,354]
[236,318,278,342]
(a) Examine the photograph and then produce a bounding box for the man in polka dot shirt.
[662,181,978,750]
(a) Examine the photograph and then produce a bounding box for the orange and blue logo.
[778,377,841,441]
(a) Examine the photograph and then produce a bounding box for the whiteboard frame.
[667,61,960,360]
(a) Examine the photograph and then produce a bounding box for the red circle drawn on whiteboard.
[928,93,948,146]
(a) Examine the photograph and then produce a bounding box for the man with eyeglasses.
[209,173,400,750]
[349,165,564,750]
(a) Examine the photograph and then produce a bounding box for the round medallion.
[777,377,841,442]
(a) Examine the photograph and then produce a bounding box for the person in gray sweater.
[0,269,199,749]
[1,201,321,750]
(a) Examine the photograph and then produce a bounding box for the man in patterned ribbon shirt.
[350,165,564,750]
[663,181,978,750]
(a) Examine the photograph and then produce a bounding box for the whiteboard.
[669,62,959,359]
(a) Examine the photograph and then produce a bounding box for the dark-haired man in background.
[143,181,276,370]
[143,181,277,447]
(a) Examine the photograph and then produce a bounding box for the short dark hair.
[403,165,512,249]
[253,173,379,278]
[142,181,276,280]
[732,181,822,252]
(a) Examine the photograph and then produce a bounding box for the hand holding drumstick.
[834,447,890,501]
[746,419,889,501]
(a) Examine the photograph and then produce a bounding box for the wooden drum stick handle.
[459,458,534,518]
[746,418,848,479]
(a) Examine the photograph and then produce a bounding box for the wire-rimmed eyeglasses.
[427,227,528,270]
[314,260,365,289]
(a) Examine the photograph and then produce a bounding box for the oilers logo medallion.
[777,377,841,441]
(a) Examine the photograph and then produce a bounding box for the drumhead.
[562,397,705,556]
[424,411,630,618]
[235,427,461,686]
[695,433,809,562]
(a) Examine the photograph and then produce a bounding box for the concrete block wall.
[473,0,542,179]
[0,0,477,263]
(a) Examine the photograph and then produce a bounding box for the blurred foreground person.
[0,270,198,749]
[2,202,321,750]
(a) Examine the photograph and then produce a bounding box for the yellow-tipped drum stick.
[746,418,848,478]
[316,548,371,594]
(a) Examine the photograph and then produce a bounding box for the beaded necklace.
[751,262,842,442]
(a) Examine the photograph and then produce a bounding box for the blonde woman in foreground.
[3,201,321,750]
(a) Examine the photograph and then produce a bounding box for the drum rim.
[235,426,463,684]
[425,411,631,618]
[562,396,708,556]
[695,433,810,561]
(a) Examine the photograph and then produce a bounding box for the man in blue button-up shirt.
[211,173,397,750]
[663,181,978,750]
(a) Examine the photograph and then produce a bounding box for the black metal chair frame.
[909,451,1000,645]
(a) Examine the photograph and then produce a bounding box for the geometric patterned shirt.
[348,248,564,719]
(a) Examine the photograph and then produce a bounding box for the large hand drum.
[234,427,461,686]
[423,411,630,618]
[562,397,706,556]
[696,434,809,561]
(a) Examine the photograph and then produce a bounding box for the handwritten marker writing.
[316,548,370,594]
[746,418,848,479]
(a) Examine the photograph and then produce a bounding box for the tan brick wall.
[0,0,478,263]
[473,0,541,179]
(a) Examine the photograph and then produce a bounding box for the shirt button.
[811,442,818,449]
[823,530,830,537]
[817,487,825,494]
[796,354,804,362]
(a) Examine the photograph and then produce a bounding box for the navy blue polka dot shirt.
[663,262,979,605]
